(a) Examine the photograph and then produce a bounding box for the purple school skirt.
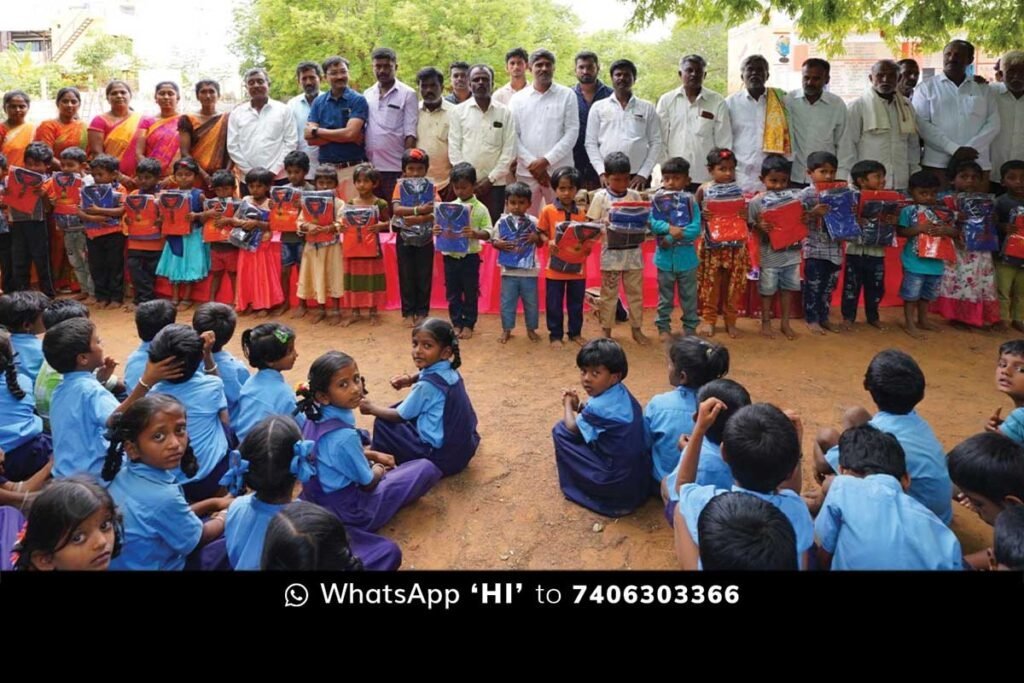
[348,526,402,571]
[3,433,52,482]
[0,506,26,571]
[182,452,230,504]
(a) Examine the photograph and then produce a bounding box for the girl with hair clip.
[222,415,315,570]
[147,324,230,503]
[296,351,441,530]
[103,394,231,570]
[11,476,122,571]
[361,318,480,477]
[232,323,301,441]
[644,336,730,484]
[0,328,52,482]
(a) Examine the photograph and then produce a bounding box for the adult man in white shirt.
[912,39,1000,185]
[656,54,731,190]
[287,61,323,180]
[584,59,662,190]
[839,59,920,190]
[494,47,530,106]
[787,58,848,184]
[227,67,298,185]
[991,51,1024,190]
[364,47,419,200]
[508,49,580,215]
[416,66,455,199]
[449,64,517,222]
[726,54,791,192]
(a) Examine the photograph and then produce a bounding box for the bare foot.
[238,306,253,317]
[992,320,1010,333]
[949,320,971,332]
[820,320,840,334]
[806,322,827,335]
[123,303,136,313]
[74,292,89,301]
[918,319,941,332]
[725,322,740,339]
[569,335,586,346]
[659,330,671,343]
[867,319,888,332]
[903,322,926,339]
[527,329,541,342]
[696,322,715,337]
[601,328,613,338]
[369,313,381,326]
[309,309,326,325]
[780,322,797,340]
[632,328,651,345]
[839,320,854,332]
[327,311,343,326]
[177,300,194,312]
[1013,320,1024,334]
[550,339,564,348]
[291,306,308,319]
[459,327,474,340]
[270,304,288,317]
[339,315,358,328]
[255,309,269,319]
[170,299,181,309]
[83,296,98,305]
[760,321,776,339]
[498,329,511,344]
[403,316,415,328]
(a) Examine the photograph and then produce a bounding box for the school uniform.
[999,406,1024,445]
[662,438,733,521]
[552,382,652,517]
[677,483,814,568]
[644,385,698,483]
[11,333,43,385]
[232,368,303,442]
[225,493,286,571]
[108,460,204,570]
[213,350,251,420]
[825,410,953,524]
[153,372,230,501]
[50,370,120,479]
[123,341,150,393]
[300,405,441,530]
[815,473,963,570]
[371,360,479,477]
[0,372,50,481]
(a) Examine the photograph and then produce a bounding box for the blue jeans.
[546,278,585,341]
[500,275,539,330]
[803,258,840,324]
[656,268,699,333]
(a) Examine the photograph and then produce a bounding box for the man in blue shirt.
[572,51,613,190]
[306,55,369,200]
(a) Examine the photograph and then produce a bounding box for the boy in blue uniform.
[988,339,1024,445]
[674,401,813,569]
[697,491,798,571]
[123,299,177,393]
[816,424,963,570]
[0,291,50,384]
[814,349,954,524]
[552,338,651,517]
[193,302,251,421]
[44,318,182,478]
[994,506,1024,570]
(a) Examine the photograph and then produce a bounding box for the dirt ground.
[92,302,997,569]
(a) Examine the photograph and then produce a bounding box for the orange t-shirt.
[44,173,83,215]
[538,202,591,280]
[124,189,165,251]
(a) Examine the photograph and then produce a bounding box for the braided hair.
[260,501,364,571]
[102,394,197,481]
[0,329,25,400]
[296,351,357,420]
[413,317,461,370]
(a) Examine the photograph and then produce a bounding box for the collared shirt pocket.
[964,94,987,120]
[381,102,404,130]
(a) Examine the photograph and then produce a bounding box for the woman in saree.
[136,81,181,180]
[0,90,36,169]
[178,79,230,190]
[34,87,88,170]
[88,80,154,185]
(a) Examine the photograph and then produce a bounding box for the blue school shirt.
[214,350,251,418]
[815,474,963,570]
[999,407,1024,445]
[233,368,303,441]
[315,405,374,492]
[677,483,814,567]
[649,200,702,273]
[663,439,731,502]
[396,360,460,448]
[0,372,43,452]
[11,333,43,385]
[152,373,229,483]
[577,382,638,445]
[50,370,120,479]
[123,341,150,393]
[825,410,953,524]
[225,494,286,571]
[108,460,204,570]
[644,386,698,482]
[898,205,946,276]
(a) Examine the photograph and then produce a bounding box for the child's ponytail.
[669,336,730,389]
[295,384,323,421]
[102,413,128,482]
[0,331,25,400]
[449,336,462,370]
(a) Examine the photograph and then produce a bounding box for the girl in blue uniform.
[297,351,441,530]
[262,501,391,571]
[363,318,479,477]
[644,336,730,484]
[553,338,651,517]
[223,415,314,570]
[147,324,229,502]
[233,323,301,441]
[104,394,230,570]
[0,329,50,481]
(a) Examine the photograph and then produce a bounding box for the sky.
[566,0,674,42]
